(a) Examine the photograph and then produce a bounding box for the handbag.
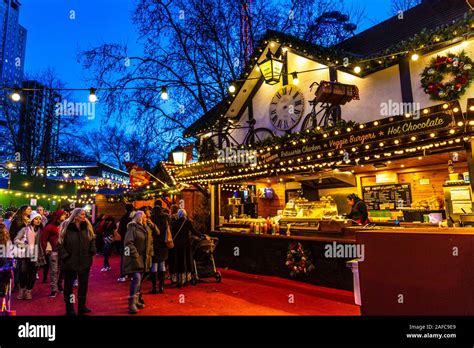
[166,221,185,249]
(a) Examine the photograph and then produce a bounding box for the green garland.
[421,51,474,101]
[285,242,315,277]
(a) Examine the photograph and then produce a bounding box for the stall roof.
[184,1,473,137]
[336,0,471,56]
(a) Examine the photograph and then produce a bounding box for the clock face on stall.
[269,84,305,131]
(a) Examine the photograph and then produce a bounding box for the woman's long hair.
[0,222,9,246]
[11,205,30,228]
[59,208,95,243]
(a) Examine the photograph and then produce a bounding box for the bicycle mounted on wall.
[201,80,359,153]
[202,118,275,149]
[301,80,360,130]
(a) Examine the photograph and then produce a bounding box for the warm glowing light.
[89,88,98,102]
[354,66,361,74]
[11,89,21,102]
[411,53,419,61]
[228,84,236,93]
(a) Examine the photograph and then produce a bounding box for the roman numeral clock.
[269,85,305,131]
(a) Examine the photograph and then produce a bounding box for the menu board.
[362,184,412,210]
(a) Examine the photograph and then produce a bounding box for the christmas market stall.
[169,0,474,311]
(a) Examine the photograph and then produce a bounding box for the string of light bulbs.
[4,32,470,103]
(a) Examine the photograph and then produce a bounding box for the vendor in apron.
[346,194,369,225]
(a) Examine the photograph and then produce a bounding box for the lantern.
[257,49,284,85]
[172,144,187,165]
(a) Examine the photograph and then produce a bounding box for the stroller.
[0,258,16,316]
[190,236,221,284]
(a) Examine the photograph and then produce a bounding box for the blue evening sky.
[19,0,393,129]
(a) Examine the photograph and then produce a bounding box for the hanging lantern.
[257,49,284,85]
[172,144,187,166]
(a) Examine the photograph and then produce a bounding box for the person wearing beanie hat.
[41,210,67,297]
[14,211,46,300]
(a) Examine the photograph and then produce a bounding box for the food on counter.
[411,196,443,210]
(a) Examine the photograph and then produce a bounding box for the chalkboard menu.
[362,184,412,210]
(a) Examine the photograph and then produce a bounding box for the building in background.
[17,80,61,173]
[0,0,27,158]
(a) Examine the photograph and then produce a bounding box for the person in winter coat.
[9,205,31,292]
[0,222,15,299]
[169,209,208,287]
[143,206,168,294]
[101,216,117,272]
[14,211,46,300]
[9,206,31,242]
[57,208,96,316]
[94,214,106,255]
[41,210,67,298]
[117,204,135,282]
[122,211,153,314]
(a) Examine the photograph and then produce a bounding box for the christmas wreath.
[421,51,473,101]
[285,242,315,277]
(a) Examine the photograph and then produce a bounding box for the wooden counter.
[210,230,356,291]
[356,227,474,315]
[211,230,356,243]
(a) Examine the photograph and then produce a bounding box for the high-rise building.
[0,0,27,87]
[0,0,27,158]
[18,80,61,173]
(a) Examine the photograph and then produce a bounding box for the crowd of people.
[0,200,209,315]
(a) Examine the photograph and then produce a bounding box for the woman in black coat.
[149,207,169,294]
[346,193,369,225]
[57,208,96,316]
[169,209,207,287]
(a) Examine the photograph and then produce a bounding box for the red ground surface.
[10,255,360,316]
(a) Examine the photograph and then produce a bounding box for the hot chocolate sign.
[327,113,453,151]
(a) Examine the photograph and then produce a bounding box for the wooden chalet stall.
[171,0,474,313]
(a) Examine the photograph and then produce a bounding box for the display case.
[283,198,338,218]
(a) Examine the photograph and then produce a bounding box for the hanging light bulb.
[411,53,419,61]
[354,66,361,74]
[89,88,98,102]
[11,88,21,102]
[292,72,299,85]
[228,84,236,93]
[161,86,169,100]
